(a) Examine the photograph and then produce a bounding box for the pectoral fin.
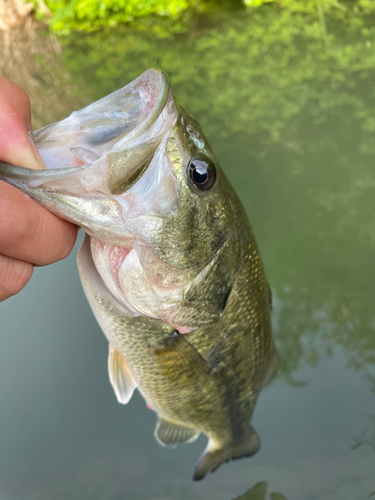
[108,343,137,404]
[155,417,199,447]
[150,332,210,384]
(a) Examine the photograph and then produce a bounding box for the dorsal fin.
[108,344,137,404]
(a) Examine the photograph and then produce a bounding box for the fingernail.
[26,132,46,170]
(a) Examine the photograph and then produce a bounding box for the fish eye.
[188,157,216,191]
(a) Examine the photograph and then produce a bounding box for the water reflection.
[352,415,375,451]
[232,482,287,500]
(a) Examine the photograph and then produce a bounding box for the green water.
[1,5,375,499]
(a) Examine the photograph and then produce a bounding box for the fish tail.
[192,426,260,481]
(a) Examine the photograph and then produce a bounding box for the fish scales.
[0,69,277,480]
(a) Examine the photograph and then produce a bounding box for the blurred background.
[1,1,375,499]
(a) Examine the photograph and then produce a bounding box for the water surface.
[1,6,375,499]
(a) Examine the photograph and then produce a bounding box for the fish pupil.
[192,166,208,184]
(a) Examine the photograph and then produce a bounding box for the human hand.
[0,76,77,302]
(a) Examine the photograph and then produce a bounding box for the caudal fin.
[192,426,260,481]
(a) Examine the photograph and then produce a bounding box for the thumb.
[0,76,45,171]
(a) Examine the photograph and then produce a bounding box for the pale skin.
[0,76,77,301]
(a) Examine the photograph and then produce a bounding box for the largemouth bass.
[0,69,279,480]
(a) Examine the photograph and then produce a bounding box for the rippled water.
[1,6,375,499]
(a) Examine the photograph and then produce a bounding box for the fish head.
[0,69,241,331]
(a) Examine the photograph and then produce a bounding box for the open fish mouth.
[0,69,179,244]
[0,69,219,332]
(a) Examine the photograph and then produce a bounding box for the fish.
[0,69,279,481]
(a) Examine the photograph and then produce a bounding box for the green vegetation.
[36,0,375,34]
[37,0,242,33]
[41,0,195,33]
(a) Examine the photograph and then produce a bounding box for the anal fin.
[155,417,199,447]
[108,344,137,404]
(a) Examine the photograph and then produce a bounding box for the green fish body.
[0,69,278,480]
